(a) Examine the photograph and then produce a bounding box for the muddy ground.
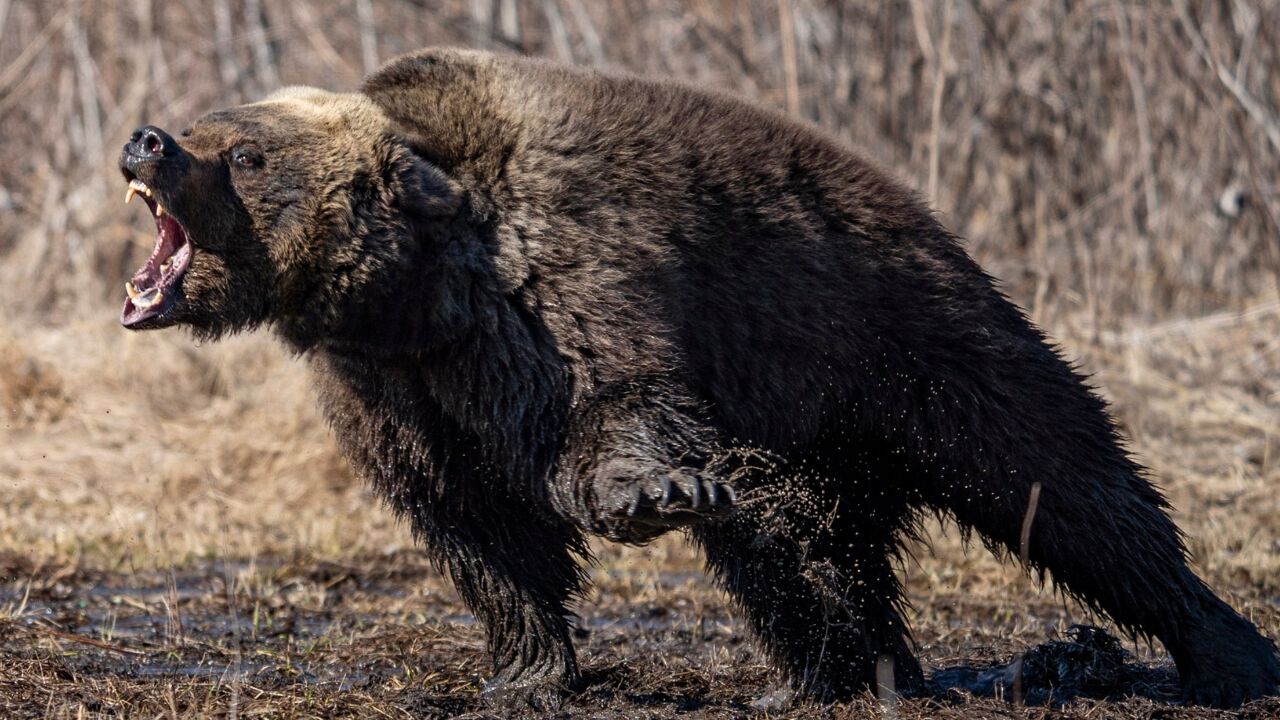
[2,278,1279,720]
[4,546,1277,720]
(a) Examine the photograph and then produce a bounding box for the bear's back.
[364,49,1025,448]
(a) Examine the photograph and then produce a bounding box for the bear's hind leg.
[694,470,923,703]
[928,444,1279,707]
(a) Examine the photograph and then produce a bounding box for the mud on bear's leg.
[422,508,588,709]
[927,430,1280,707]
[694,470,923,703]
[555,382,736,543]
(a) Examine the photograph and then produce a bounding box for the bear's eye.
[231,148,264,170]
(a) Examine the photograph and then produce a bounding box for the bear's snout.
[119,125,190,192]
[124,125,179,160]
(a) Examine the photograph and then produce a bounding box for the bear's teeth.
[125,281,139,300]
[133,287,162,308]
[125,179,150,204]
[155,202,165,217]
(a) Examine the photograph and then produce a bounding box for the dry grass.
[1,1,1279,717]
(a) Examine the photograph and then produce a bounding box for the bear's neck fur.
[278,197,572,488]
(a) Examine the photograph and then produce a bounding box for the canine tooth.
[155,202,165,217]
[126,179,150,204]
[125,281,139,300]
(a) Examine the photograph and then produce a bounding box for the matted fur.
[117,48,1278,709]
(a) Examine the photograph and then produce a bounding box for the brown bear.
[116,47,1278,709]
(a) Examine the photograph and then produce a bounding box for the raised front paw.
[594,462,736,542]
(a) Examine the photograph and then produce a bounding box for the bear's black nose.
[125,125,177,158]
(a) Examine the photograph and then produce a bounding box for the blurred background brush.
[1,0,1278,321]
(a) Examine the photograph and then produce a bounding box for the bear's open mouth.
[120,173,191,328]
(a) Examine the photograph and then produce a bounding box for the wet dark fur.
[125,48,1278,709]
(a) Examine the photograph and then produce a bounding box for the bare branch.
[1174,0,1280,155]
[244,0,279,92]
[777,0,799,117]
[542,0,572,63]
[927,0,953,205]
[355,0,379,76]
[1112,1,1159,226]
[211,0,239,94]
[563,0,605,67]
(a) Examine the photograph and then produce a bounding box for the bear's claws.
[626,474,735,517]
[594,469,735,541]
[626,472,735,522]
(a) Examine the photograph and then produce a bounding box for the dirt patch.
[1,552,1277,719]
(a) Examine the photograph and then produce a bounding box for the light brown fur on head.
[117,80,460,343]
[256,86,391,144]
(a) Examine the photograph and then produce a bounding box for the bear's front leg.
[554,382,736,543]
[422,506,587,710]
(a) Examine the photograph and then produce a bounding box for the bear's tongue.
[122,178,191,320]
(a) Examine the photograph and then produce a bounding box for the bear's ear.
[394,145,463,219]
[361,50,514,185]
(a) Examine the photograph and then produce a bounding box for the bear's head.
[117,87,462,346]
